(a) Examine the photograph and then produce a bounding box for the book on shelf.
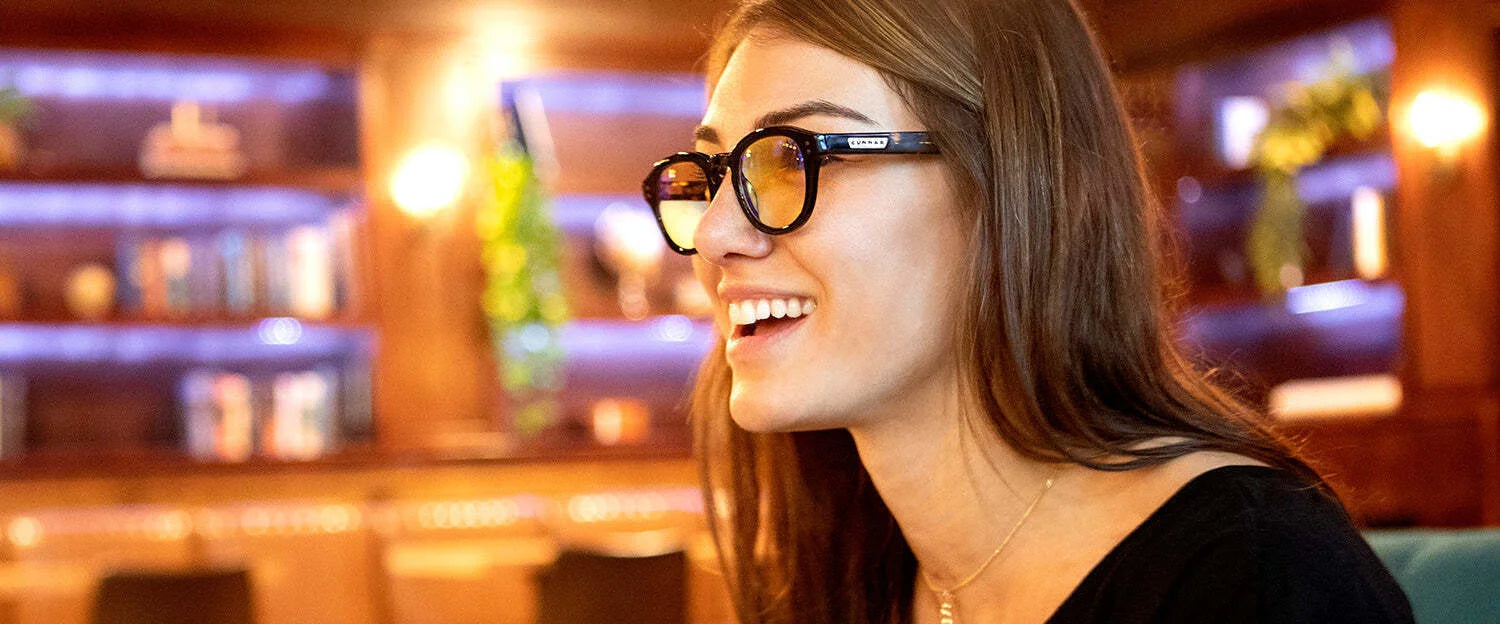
[188,236,224,315]
[219,230,256,316]
[112,214,357,322]
[258,231,292,316]
[328,209,362,315]
[181,366,343,462]
[338,358,374,443]
[0,373,25,459]
[287,225,334,319]
[160,237,193,316]
[181,370,255,462]
[266,367,338,460]
[114,237,142,314]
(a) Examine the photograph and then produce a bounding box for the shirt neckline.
[1043,464,1290,621]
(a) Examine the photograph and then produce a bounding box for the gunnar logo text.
[846,137,890,149]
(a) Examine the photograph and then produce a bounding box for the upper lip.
[717,284,816,302]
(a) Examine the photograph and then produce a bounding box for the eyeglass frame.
[641,125,941,255]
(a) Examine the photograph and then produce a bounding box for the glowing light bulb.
[390,144,470,219]
[1409,90,1485,155]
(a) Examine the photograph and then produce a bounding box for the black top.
[1047,466,1414,623]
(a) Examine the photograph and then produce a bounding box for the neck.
[846,379,1057,601]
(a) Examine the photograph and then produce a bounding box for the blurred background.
[0,0,1492,622]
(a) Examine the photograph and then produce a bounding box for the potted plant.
[0,85,35,171]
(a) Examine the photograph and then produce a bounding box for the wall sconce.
[1407,89,1485,163]
[390,143,470,220]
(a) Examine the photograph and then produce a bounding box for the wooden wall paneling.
[358,34,501,451]
[0,11,362,65]
[1388,0,1500,392]
[1288,391,1495,527]
[1082,0,1385,73]
[1481,393,1500,524]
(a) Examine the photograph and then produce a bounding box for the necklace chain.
[919,476,1056,623]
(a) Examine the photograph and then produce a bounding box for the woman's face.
[693,31,969,433]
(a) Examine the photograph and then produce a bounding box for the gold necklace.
[919,476,1055,624]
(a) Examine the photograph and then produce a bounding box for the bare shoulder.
[1162,449,1271,479]
[1134,448,1271,505]
[1058,447,1271,532]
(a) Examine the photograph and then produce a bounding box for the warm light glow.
[390,144,470,219]
[1409,89,1485,155]
[473,10,537,81]
[590,398,650,446]
[1351,186,1387,279]
[151,511,193,541]
[1218,96,1269,169]
[7,516,41,548]
[1269,374,1402,420]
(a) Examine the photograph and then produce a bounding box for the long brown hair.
[691,1,1319,622]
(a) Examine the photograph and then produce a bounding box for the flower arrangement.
[1247,45,1384,297]
[477,136,569,437]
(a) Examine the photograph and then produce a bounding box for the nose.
[693,181,773,265]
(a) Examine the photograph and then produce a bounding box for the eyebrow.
[692,99,879,146]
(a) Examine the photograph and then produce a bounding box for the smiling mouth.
[734,315,796,338]
[728,297,816,339]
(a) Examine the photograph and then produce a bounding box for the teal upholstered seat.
[1365,529,1500,624]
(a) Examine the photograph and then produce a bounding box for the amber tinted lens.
[653,160,711,251]
[739,135,806,229]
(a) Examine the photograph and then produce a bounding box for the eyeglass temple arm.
[815,132,940,154]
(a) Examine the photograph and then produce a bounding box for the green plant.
[0,86,34,125]
[477,137,569,436]
[1247,44,1384,297]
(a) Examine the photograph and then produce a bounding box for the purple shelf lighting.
[504,72,706,118]
[550,194,651,237]
[0,49,337,104]
[0,183,343,229]
[559,316,715,398]
[0,321,373,366]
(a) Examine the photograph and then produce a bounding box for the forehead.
[701,32,917,140]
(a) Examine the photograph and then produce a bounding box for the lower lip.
[726,315,809,364]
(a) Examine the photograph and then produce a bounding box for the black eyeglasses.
[641,125,939,255]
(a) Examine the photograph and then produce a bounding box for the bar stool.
[91,568,254,624]
[534,549,686,624]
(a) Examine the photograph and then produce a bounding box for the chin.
[727,380,845,433]
[726,389,792,432]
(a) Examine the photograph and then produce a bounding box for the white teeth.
[726,297,816,327]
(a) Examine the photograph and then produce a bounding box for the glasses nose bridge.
[705,152,731,192]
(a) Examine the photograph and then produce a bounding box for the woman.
[640,0,1414,622]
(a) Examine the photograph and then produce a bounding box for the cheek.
[813,163,965,292]
[692,257,724,327]
[814,164,967,348]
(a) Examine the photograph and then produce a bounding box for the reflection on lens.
[659,200,706,251]
[740,135,805,229]
[655,161,711,250]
